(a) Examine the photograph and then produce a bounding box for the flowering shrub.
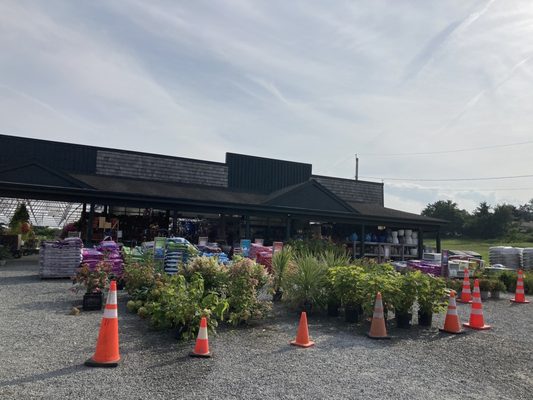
[181,256,228,294]
[71,261,111,294]
[226,258,271,325]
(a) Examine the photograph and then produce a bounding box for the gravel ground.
[1,257,532,400]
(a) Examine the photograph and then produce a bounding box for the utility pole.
[355,154,359,181]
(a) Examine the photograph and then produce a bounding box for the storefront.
[0,134,446,257]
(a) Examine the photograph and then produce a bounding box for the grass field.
[441,239,533,262]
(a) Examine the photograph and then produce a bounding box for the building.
[0,134,446,258]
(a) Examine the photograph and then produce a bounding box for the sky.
[1,0,533,214]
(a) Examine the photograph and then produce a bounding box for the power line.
[359,173,533,182]
[358,140,533,156]
[387,185,533,192]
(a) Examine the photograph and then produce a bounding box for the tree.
[8,203,30,232]
[491,204,515,238]
[421,200,467,236]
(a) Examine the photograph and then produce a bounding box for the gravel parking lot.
[1,257,532,400]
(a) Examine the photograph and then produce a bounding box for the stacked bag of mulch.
[39,237,83,278]
[95,241,124,277]
[406,259,442,276]
[165,237,199,274]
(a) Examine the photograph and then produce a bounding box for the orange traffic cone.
[367,292,390,339]
[439,290,464,334]
[190,317,212,357]
[457,269,472,304]
[85,281,120,367]
[510,270,530,304]
[463,279,491,330]
[290,312,315,347]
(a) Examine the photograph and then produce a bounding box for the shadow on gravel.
[17,299,75,314]
[0,274,40,286]
[0,364,82,388]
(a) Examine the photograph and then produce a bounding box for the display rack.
[347,241,419,262]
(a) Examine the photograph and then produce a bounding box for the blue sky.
[1,0,533,213]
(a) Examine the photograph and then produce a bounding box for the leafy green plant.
[283,253,328,311]
[288,239,348,258]
[393,271,419,314]
[71,261,111,294]
[319,249,351,269]
[491,279,506,293]
[123,259,166,301]
[226,258,271,325]
[144,273,228,340]
[327,266,365,308]
[478,278,492,292]
[417,274,447,314]
[182,256,228,294]
[271,246,293,299]
[498,271,517,292]
[357,265,399,317]
[445,278,463,294]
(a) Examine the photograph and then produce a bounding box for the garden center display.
[39,237,83,278]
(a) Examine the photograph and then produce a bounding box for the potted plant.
[328,266,365,322]
[490,279,506,300]
[417,274,446,327]
[392,271,418,329]
[270,247,293,302]
[446,278,463,297]
[71,261,112,311]
[478,278,491,300]
[282,253,327,314]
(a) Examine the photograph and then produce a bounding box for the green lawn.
[441,239,533,262]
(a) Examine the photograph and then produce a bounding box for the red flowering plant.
[71,261,112,294]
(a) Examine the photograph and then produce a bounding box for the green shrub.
[271,246,294,295]
[445,279,463,294]
[288,239,348,258]
[417,273,447,314]
[123,259,166,300]
[182,256,228,294]
[319,249,351,269]
[491,279,506,292]
[498,271,517,293]
[327,265,365,308]
[393,271,419,314]
[358,267,399,317]
[478,278,492,292]
[144,273,228,340]
[226,258,271,325]
[283,253,328,310]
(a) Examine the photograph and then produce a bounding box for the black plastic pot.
[299,301,313,315]
[272,290,283,302]
[82,292,103,311]
[344,304,361,323]
[174,325,186,340]
[327,302,340,317]
[395,312,412,329]
[418,310,433,327]
[491,291,501,300]
[480,291,490,301]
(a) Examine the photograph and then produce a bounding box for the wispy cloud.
[1,0,533,213]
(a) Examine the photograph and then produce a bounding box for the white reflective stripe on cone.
[516,289,525,294]
[471,308,483,315]
[463,288,471,293]
[373,312,384,319]
[197,327,208,340]
[447,309,458,316]
[107,290,117,305]
[103,308,118,319]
